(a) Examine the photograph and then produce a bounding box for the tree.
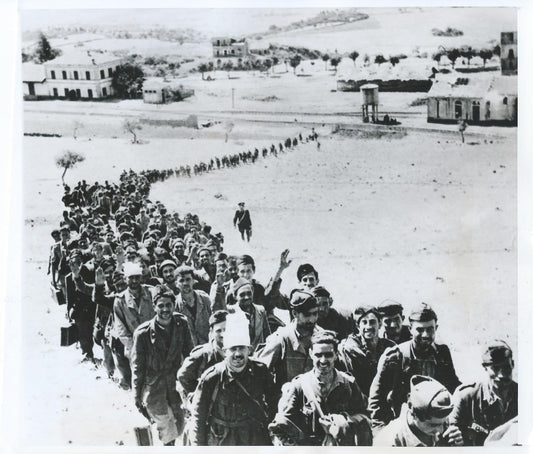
[479,48,493,67]
[322,53,330,70]
[271,56,279,73]
[222,60,233,78]
[374,54,387,66]
[55,150,85,184]
[446,48,461,69]
[460,46,475,65]
[492,44,501,57]
[263,59,272,74]
[389,56,400,67]
[123,118,142,144]
[432,51,443,66]
[198,63,209,80]
[35,33,61,63]
[330,57,341,74]
[349,50,359,66]
[289,55,302,74]
[112,63,144,99]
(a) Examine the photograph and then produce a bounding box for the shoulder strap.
[234,377,268,421]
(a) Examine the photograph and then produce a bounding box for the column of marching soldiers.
[48,129,517,447]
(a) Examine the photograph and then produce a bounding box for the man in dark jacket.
[311,286,353,341]
[337,305,395,397]
[368,303,461,430]
[377,299,412,344]
[269,330,371,446]
[233,202,252,242]
[449,341,518,446]
[189,311,277,445]
[131,287,194,446]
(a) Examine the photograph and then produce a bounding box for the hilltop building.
[43,51,124,100]
[211,37,249,60]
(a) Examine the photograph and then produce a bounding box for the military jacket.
[189,359,277,446]
[368,340,461,428]
[449,380,518,446]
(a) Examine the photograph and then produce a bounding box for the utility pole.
[231,88,235,109]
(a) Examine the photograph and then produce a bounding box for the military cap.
[67,248,82,262]
[159,259,177,272]
[482,340,513,366]
[409,375,453,418]
[238,202,245,206]
[51,229,60,238]
[59,225,70,232]
[353,305,380,325]
[290,291,318,312]
[152,286,175,304]
[149,229,162,238]
[99,256,116,271]
[197,245,211,255]
[112,270,125,284]
[297,263,318,282]
[125,245,138,254]
[231,277,253,296]
[310,286,331,298]
[378,299,404,317]
[209,310,228,327]
[409,302,437,323]
[119,231,134,241]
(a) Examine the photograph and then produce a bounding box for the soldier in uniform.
[177,310,227,399]
[311,286,353,340]
[374,375,464,446]
[233,202,252,242]
[368,303,461,429]
[229,278,270,349]
[337,305,395,397]
[449,340,518,446]
[189,312,277,445]
[131,288,194,445]
[112,262,155,389]
[377,299,412,344]
[255,291,321,394]
[269,330,372,446]
[296,263,319,291]
[157,259,179,296]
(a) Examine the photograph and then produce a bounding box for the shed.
[22,63,48,99]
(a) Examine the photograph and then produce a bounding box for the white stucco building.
[43,51,124,99]
[22,63,48,99]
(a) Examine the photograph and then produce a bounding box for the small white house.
[142,78,194,104]
[22,63,48,99]
[427,75,517,126]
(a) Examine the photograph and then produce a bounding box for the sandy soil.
[15,113,517,446]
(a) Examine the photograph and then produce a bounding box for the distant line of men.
[47,133,517,447]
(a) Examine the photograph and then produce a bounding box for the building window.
[217,40,220,46]
[64,88,69,97]
[232,49,235,55]
[454,100,463,118]
[76,88,81,98]
[51,70,56,79]
[503,97,508,105]
[53,88,58,97]
[100,69,105,79]
[508,49,515,59]
[108,68,113,77]
[86,71,91,80]
[62,71,67,80]
[74,71,79,80]
[485,101,491,120]
[88,89,93,99]
[102,87,107,97]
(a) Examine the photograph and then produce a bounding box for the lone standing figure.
[233,202,252,242]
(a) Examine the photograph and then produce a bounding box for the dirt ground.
[13,109,517,446]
